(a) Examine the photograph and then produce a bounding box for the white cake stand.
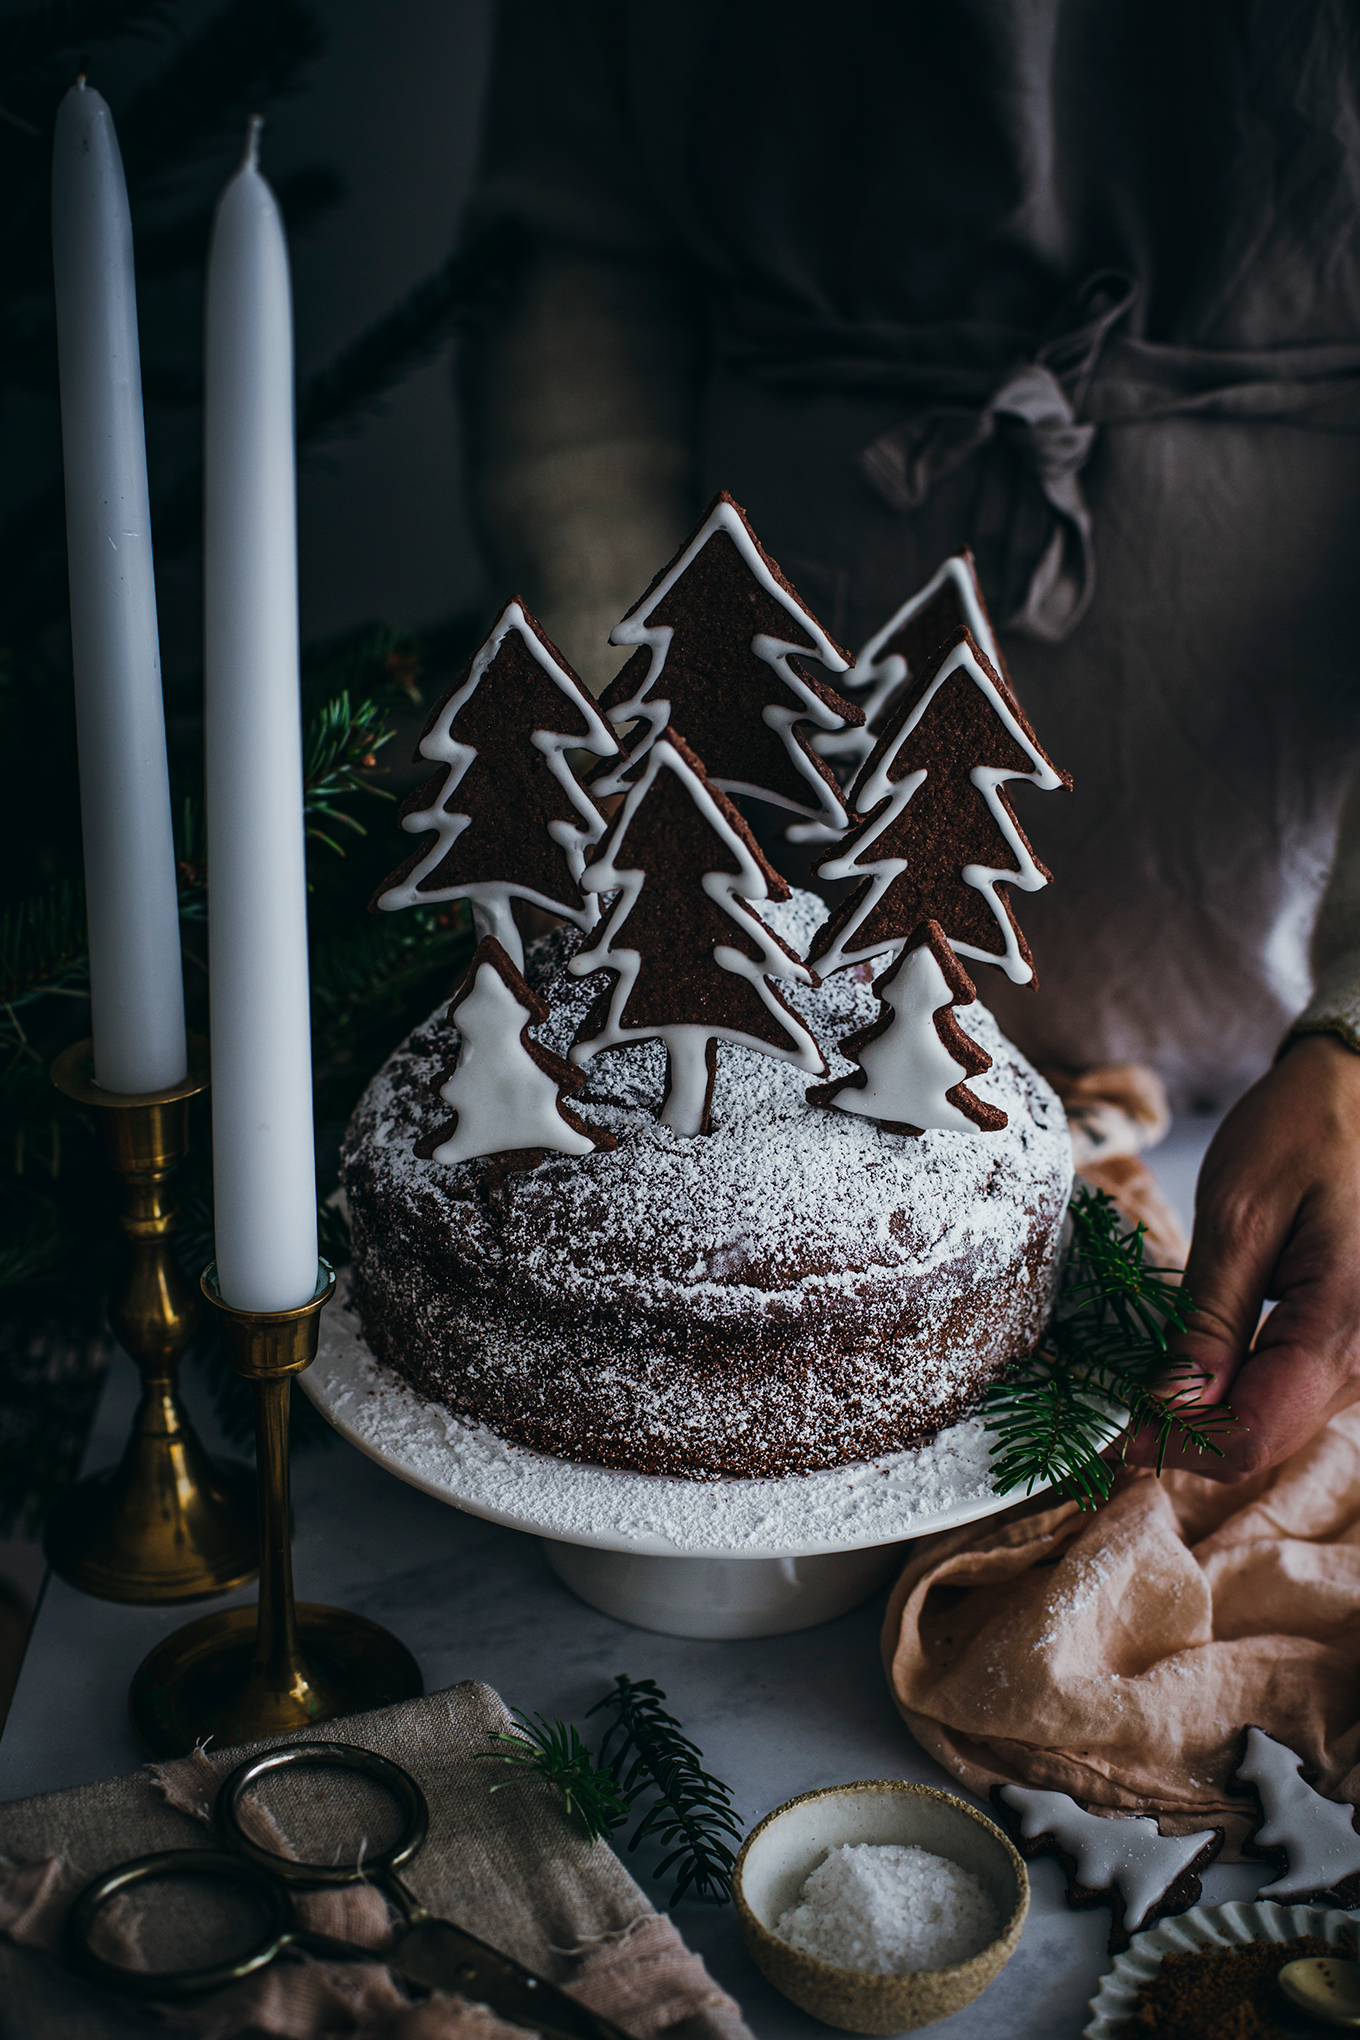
[302,1283,1062,1640]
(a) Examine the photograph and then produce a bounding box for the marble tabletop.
[2,1112,1269,2039]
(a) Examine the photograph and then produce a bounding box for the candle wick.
[74,67,88,88]
[242,115,264,171]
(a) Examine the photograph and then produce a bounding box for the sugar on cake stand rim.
[303,1277,1107,1561]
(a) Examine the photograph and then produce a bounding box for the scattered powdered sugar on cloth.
[775,1843,1000,1973]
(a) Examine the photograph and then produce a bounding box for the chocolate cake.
[341,890,1072,1480]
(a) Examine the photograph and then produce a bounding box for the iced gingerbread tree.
[569,733,827,1136]
[817,550,1014,774]
[807,922,1007,1135]
[417,938,615,1168]
[593,492,864,843]
[810,627,1070,983]
[374,599,618,969]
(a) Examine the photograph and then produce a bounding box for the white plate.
[301,1277,1103,1560]
[1083,1899,1359,2038]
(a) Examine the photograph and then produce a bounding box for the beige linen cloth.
[882,1409,1360,1855]
[0,1680,751,2040]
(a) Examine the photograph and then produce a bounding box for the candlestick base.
[45,1439,258,1607]
[45,1041,259,1603]
[127,1262,422,1755]
[128,1601,424,1756]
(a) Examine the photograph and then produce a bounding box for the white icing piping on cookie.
[376,600,618,969]
[816,634,1063,983]
[998,1785,1218,1935]
[593,497,854,836]
[816,553,1005,780]
[1236,1725,1360,1899]
[827,944,987,1134]
[568,736,826,1137]
[431,955,597,1165]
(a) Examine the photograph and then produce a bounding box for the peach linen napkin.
[882,1407,1360,1854]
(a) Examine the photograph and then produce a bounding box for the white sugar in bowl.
[733,1780,1028,2034]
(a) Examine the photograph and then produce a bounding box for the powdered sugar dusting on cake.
[353,892,1065,1321]
[340,890,1071,1480]
[307,1286,1009,1554]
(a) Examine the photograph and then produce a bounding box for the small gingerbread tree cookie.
[818,550,1014,774]
[993,1784,1224,1954]
[807,921,1006,1135]
[1236,1725,1360,1904]
[569,732,827,1137]
[811,626,1070,982]
[417,938,614,1169]
[373,599,618,969]
[593,491,864,843]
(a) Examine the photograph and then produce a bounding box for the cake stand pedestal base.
[539,1539,908,1639]
[306,1283,1100,1644]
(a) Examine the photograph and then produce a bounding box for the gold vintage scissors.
[65,1739,632,2040]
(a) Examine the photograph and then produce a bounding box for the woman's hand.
[1125,1032,1360,1480]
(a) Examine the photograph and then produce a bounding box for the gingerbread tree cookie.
[569,733,827,1137]
[1236,1726,1360,1903]
[818,551,1014,774]
[374,599,618,970]
[811,627,1070,982]
[593,492,864,843]
[993,1784,1224,1954]
[417,938,615,1169]
[807,921,1006,1135]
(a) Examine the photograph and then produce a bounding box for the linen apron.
[469,0,1360,1105]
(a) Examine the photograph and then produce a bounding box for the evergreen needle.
[482,1710,631,1845]
[983,1185,1235,1508]
[590,1676,742,1906]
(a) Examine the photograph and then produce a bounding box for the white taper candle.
[51,80,187,1095]
[204,121,318,1311]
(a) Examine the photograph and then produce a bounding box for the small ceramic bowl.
[733,1779,1029,2035]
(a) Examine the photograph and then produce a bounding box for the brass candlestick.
[44,1039,258,1602]
[128,1261,422,1756]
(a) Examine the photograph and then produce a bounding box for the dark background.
[0,0,499,1714]
[1,0,495,663]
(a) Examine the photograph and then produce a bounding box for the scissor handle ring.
[216,1740,430,1887]
[65,1848,293,2000]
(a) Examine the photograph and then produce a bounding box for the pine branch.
[309,910,466,1022]
[591,1676,742,1906]
[117,0,322,186]
[0,1186,67,1290]
[303,691,395,854]
[0,1314,111,1536]
[482,1713,632,1846]
[983,1187,1235,1508]
[133,161,344,281]
[0,881,90,1013]
[0,0,170,109]
[296,227,523,449]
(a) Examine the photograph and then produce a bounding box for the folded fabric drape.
[721,274,1360,643]
[881,1408,1360,1856]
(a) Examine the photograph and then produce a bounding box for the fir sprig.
[484,1711,632,1846]
[483,1682,741,1907]
[591,1676,742,1906]
[302,691,395,855]
[0,881,89,1012]
[983,1186,1235,1509]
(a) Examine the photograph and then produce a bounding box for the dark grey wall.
[6,0,497,658]
[275,0,495,640]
